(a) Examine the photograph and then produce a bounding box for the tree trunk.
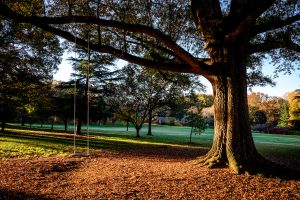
[200,45,264,174]
[189,126,193,144]
[135,127,141,138]
[1,119,5,133]
[51,119,54,130]
[147,108,153,136]
[64,118,68,132]
[21,113,25,126]
[77,116,82,134]
[126,120,129,131]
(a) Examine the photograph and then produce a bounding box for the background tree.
[106,64,200,137]
[68,45,117,134]
[251,110,267,125]
[0,17,62,132]
[287,90,300,130]
[143,70,202,135]
[1,1,300,174]
[248,92,268,125]
[50,82,74,132]
[187,111,206,144]
[259,97,286,126]
[278,103,289,128]
[106,65,149,138]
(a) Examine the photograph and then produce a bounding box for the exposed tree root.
[197,152,300,180]
[197,152,227,169]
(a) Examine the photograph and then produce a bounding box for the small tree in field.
[106,65,149,137]
[106,65,196,137]
[187,111,206,144]
[251,110,267,125]
[278,103,289,128]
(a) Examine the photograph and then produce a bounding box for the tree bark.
[135,127,141,138]
[77,116,82,134]
[64,118,68,132]
[199,45,263,174]
[147,107,153,136]
[51,119,54,130]
[21,113,25,126]
[1,119,5,133]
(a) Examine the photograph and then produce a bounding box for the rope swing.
[86,32,90,155]
[73,33,90,156]
[73,36,77,155]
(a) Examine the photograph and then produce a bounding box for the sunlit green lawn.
[1,124,300,163]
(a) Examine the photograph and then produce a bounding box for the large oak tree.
[1,1,299,174]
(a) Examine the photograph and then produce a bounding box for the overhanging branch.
[251,14,300,38]
[248,40,300,54]
[0,3,208,74]
[38,23,207,74]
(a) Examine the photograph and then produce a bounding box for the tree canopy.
[0,1,298,78]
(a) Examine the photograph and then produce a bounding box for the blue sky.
[54,53,300,98]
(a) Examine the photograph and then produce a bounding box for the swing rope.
[73,33,90,156]
[73,36,77,155]
[87,32,90,155]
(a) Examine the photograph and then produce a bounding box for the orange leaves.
[0,148,299,199]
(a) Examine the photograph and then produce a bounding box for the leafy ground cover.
[0,126,299,199]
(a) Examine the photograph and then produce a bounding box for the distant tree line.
[248,91,300,133]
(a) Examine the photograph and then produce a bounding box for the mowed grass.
[1,124,300,164]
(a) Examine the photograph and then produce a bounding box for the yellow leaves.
[287,91,300,120]
[24,103,35,114]
[9,1,44,16]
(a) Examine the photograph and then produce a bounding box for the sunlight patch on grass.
[0,140,69,158]
[93,135,208,150]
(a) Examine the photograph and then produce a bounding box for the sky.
[54,53,300,98]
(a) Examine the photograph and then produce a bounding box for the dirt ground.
[0,146,299,200]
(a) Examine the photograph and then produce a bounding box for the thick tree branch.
[248,40,300,54]
[39,23,212,75]
[190,0,223,43]
[225,0,275,42]
[0,3,210,75]
[229,0,275,21]
[251,14,300,38]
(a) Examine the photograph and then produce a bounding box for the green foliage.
[186,107,206,143]
[188,113,206,135]
[251,110,267,125]
[287,90,300,121]
[248,92,287,125]
[105,64,198,137]
[0,18,63,131]
[278,104,289,128]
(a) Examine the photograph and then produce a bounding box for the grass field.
[1,123,299,166]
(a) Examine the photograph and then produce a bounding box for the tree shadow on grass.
[2,130,300,180]
[0,188,53,200]
[114,145,209,161]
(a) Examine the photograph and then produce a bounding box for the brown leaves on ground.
[0,146,299,200]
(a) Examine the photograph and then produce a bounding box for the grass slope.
[1,125,299,168]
